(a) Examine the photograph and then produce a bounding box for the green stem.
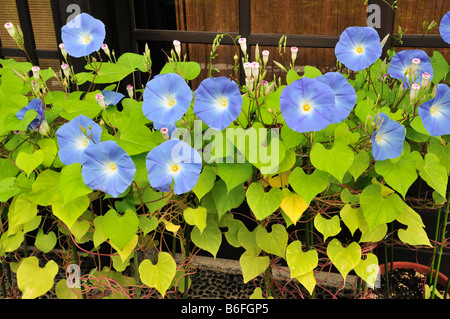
[184,224,192,297]
[133,251,141,299]
[431,203,448,299]
[429,207,442,285]
[265,267,273,298]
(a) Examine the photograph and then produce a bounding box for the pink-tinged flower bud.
[243,62,252,79]
[32,66,40,81]
[291,46,299,63]
[421,72,431,88]
[102,43,111,57]
[4,22,15,37]
[61,63,70,78]
[239,37,247,55]
[126,84,134,99]
[262,50,270,65]
[410,83,420,100]
[59,43,67,59]
[409,58,420,75]
[96,94,106,110]
[160,128,170,140]
[173,40,181,58]
[251,62,260,80]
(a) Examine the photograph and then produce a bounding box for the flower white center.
[77,136,90,149]
[104,162,118,176]
[217,98,228,109]
[81,33,92,44]
[430,104,442,117]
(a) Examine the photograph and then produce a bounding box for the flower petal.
[418,84,450,136]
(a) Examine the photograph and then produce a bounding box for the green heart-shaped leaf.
[35,229,57,253]
[354,253,379,289]
[280,188,308,225]
[360,183,404,230]
[17,257,58,299]
[217,162,253,192]
[286,241,318,278]
[246,182,282,220]
[211,180,245,220]
[16,150,44,177]
[327,239,361,280]
[192,166,216,200]
[289,167,329,205]
[60,163,92,204]
[102,209,139,251]
[183,207,207,234]
[139,252,177,297]
[255,224,288,258]
[190,215,222,258]
[239,251,270,283]
[314,214,341,242]
[310,142,354,182]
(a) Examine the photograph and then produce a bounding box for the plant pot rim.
[379,261,448,287]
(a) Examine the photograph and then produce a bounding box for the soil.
[370,268,447,299]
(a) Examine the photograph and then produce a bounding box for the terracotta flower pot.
[379,261,448,288]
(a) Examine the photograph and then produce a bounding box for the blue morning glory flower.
[61,13,106,58]
[146,139,202,195]
[371,113,406,161]
[279,77,336,133]
[335,26,382,72]
[440,11,450,44]
[101,90,125,106]
[56,115,102,165]
[142,73,193,125]
[81,141,136,198]
[387,49,433,87]
[418,84,450,136]
[16,98,45,130]
[315,72,357,124]
[193,77,243,131]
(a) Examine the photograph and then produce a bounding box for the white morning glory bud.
[38,119,50,136]
[173,40,181,58]
[409,58,420,75]
[421,72,431,88]
[126,84,134,99]
[96,93,106,111]
[251,62,260,80]
[246,77,254,93]
[32,66,40,81]
[291,46,299,63]
[254,44,260,62]
[239,37,247,56]
[102,43,111,58]
[262,50,270,65]
[59,43,67,59]
[244,62,252,79]
[380,34,390,48]
[160,128,170,140]
[61,63,70,78]
[4,22,16,37]
[410,83,420,100]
